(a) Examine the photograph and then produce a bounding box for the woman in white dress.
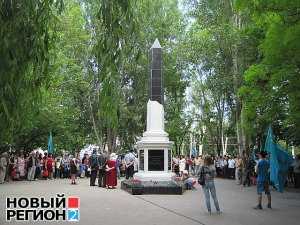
[179,155,186,176]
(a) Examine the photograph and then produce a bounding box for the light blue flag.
[264,126,293,192]
[191,147,197,157]
[48,132,54,154]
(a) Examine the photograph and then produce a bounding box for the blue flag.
[264,126,293,192]
[48,132,54,154]
[191,147,197,157]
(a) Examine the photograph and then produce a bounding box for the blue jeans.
[202,180,220,212]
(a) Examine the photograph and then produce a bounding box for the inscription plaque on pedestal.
[148,150,164,171]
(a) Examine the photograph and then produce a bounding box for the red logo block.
[68,197,79,208]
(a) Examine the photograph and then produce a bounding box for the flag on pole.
[264,126,293,192]
[191,147,197,157]
[48,132,54,154]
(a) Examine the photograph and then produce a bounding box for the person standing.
[235,156,243,185]
[254,151,271,210]
[47,154,54,179]
[228,156,236,179]
[243,155,255,187]
[0,152,8,184]
[70,158,78,185]
[89,149,99,186]
[55,157,61,179]
[215,156,222,177]
[116,155,121,179]
[179,156,186,176]
[199,155,221,214]
[35,153,42,180]
[124,150,135,179]
[293,154,300,188]
[17,152,26,180]
[27,152,37,181]
[98,151,107,187]
[81,153,88,177]
[223,156,229,178]
[62,155,70,178]
[120,157,126,177]
[172,156,180,176]
[194,156,201,176]
[106,153,117,189]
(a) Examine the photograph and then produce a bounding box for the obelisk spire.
[150,38,163,105]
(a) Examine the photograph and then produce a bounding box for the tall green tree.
[238,0,300,146]
[0,0,63,147]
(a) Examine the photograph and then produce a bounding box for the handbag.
[198,166,205,186]
[43,170,49,177]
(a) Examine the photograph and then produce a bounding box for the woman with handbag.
[198,155,221,214]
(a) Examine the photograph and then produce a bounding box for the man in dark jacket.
[89,149,99,186]
[98,151,107,187]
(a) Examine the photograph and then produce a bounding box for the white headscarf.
[110,153,117,161]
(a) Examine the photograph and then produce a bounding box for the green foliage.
[0,0,64,146]
[239,0,300,145]
[2,0,299,155]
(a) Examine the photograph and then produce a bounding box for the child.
[70,159,77,185]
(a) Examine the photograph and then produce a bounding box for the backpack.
[198,166,205,186]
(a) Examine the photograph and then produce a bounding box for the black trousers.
[229,168,235,179]
[34,166,41,179]
[295,173,300,188]
[98,169,106,187]
[90,170,98,186]
[243,170,251,186]
[125,165,134,179]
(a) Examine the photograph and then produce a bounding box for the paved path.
[0,178,299,225]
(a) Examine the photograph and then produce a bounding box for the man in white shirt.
[124,150,135,179]
[228,157,236,179]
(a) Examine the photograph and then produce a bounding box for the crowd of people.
[0,151,58,183]
[1,148,300,215]
[171,153,300,188]
[0,149,139,187]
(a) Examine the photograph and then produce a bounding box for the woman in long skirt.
[106,153,117,189]
[70,159,77,185]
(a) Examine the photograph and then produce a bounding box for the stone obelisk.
[134,39,174,182]
[121,39,183,194]
[150,39,164,105]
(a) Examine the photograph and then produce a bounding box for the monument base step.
[133,172,176,182]
[121,179,185,195]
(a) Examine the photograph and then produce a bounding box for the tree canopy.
[0,0,299,155]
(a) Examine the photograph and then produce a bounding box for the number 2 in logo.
[68,209,79,221]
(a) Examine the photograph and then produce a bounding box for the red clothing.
[47,157,54,172]
[106,160,117,187]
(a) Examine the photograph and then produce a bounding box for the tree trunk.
[88,95,101,146]
[232,10,246,156]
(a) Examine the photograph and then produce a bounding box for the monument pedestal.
[121,101,184,195]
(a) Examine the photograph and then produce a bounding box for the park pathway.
[1,178,299,225]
